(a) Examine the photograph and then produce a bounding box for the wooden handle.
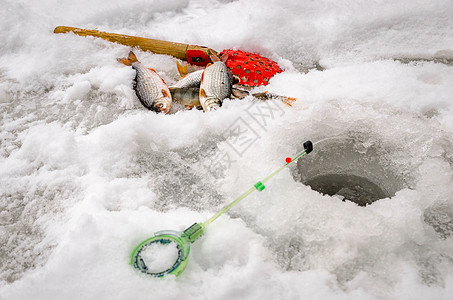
[54,26,217,64]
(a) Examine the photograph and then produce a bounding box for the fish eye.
[156,103,163,108]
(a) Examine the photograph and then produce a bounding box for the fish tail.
[117,51,139,66]
[176,61,189,77]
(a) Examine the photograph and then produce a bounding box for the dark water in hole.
[305,174,389,206]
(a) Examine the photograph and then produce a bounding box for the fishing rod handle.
[54,26,217,66]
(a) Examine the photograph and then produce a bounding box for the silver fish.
[171,61,204,88]
[118,51,172,114]
[170,87,295,107]
[199,53,233,111]
[169,87,201,107]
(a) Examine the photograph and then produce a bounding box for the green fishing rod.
[130,140,313,277]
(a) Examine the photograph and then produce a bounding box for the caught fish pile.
[118,51,295,114]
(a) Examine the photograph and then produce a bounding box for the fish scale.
[133,63,163,107]
[199,61,232,111]
[169,87,201,107]
[171,70,203,88]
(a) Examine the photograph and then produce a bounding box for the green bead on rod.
[181,223,205,243]
[254,181,265,191]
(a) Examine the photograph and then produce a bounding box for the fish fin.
[210,54,220,62]
[176,61,189,77]
[220,51,229,62]
[200,70,205,83]
[117,51,139,66]
[162,89,171,99]
[252,91,297,106]
[279,96,296,106]
[200,88,207,98]
[148,68,157,72]
[128,51,138,63]
[117,58,131,66]
[232,88,249,99]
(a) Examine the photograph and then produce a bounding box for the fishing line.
[313,136,359,146]
[130,140,313,277]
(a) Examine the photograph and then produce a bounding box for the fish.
[246,91,296,106]
[118,51,172,114]
[170,62,204,88]
[169,87,201,107]
[170,56,296,109]
[171,70,203,88]
[198,53,234,111]
[170,87,296,107]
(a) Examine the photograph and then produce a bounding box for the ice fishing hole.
[305,174,387,206]
[294,138,408,206]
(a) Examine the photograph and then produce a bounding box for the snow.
[1,0,453,299]
[139,239,180,274]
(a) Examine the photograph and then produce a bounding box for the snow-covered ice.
[1,0,453,299]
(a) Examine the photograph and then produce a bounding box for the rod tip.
[303,140,313,154]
